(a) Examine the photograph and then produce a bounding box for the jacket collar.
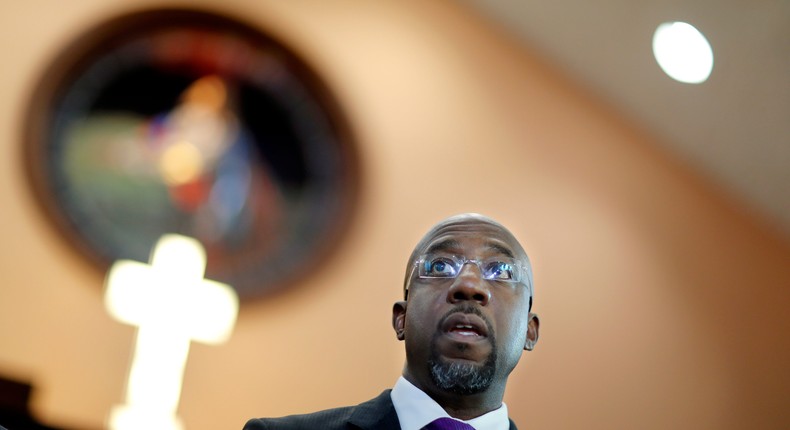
[346,389,517,430]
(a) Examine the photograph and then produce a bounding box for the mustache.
[436,304,495,339]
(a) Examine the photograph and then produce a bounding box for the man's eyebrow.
[425,239,460,254]
[487,243,515,258]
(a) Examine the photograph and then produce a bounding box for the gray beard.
[428,307,497,395]
[428,352,496,395]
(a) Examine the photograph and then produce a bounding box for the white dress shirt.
[390,376,510,430]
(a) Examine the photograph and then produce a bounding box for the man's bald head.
[403,213,533,304]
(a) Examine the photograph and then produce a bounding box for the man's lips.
[441,312,489,339]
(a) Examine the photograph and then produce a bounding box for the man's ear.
[392,301,407,341]
[524,312,540,351]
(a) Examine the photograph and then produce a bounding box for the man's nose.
[446,263,491,305]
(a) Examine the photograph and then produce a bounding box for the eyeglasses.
[412,254,531,288]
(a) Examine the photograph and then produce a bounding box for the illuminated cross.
[104,234,239,430]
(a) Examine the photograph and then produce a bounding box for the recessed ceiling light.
[652,21,714,84]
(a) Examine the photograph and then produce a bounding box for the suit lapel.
[347,390,401,430]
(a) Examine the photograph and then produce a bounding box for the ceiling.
[462,0,790,238]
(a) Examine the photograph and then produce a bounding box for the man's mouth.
[441,312,489,339]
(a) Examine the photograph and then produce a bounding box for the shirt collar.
[390,376,510,430]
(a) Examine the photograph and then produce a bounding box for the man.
[244,213,540,429]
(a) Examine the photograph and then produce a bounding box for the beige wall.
[1,1,788,429]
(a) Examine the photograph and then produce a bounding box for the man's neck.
[402,372,506,420]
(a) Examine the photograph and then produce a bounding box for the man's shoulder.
[243,390,398,430]
[243,405,354,430]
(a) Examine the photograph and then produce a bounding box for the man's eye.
[486,262,514,280]
[425,258,457,277]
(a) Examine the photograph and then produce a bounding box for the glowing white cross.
[104,234,239,430]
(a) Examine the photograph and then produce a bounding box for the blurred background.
[0,0,788,429]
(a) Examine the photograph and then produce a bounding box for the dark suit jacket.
[243,390,518,430]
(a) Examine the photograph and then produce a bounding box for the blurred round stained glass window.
[23,9,359,300]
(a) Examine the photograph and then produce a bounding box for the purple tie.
[422,417,476,430]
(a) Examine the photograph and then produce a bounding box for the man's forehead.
[422,233,517,257]
[416,216,525,258]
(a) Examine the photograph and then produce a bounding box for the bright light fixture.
[652,21,714,84]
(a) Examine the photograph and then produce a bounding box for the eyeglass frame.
[404,253,533,298]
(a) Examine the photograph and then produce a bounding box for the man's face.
[393,215,538,397]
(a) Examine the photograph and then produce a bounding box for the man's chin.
[428,355,496,395]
